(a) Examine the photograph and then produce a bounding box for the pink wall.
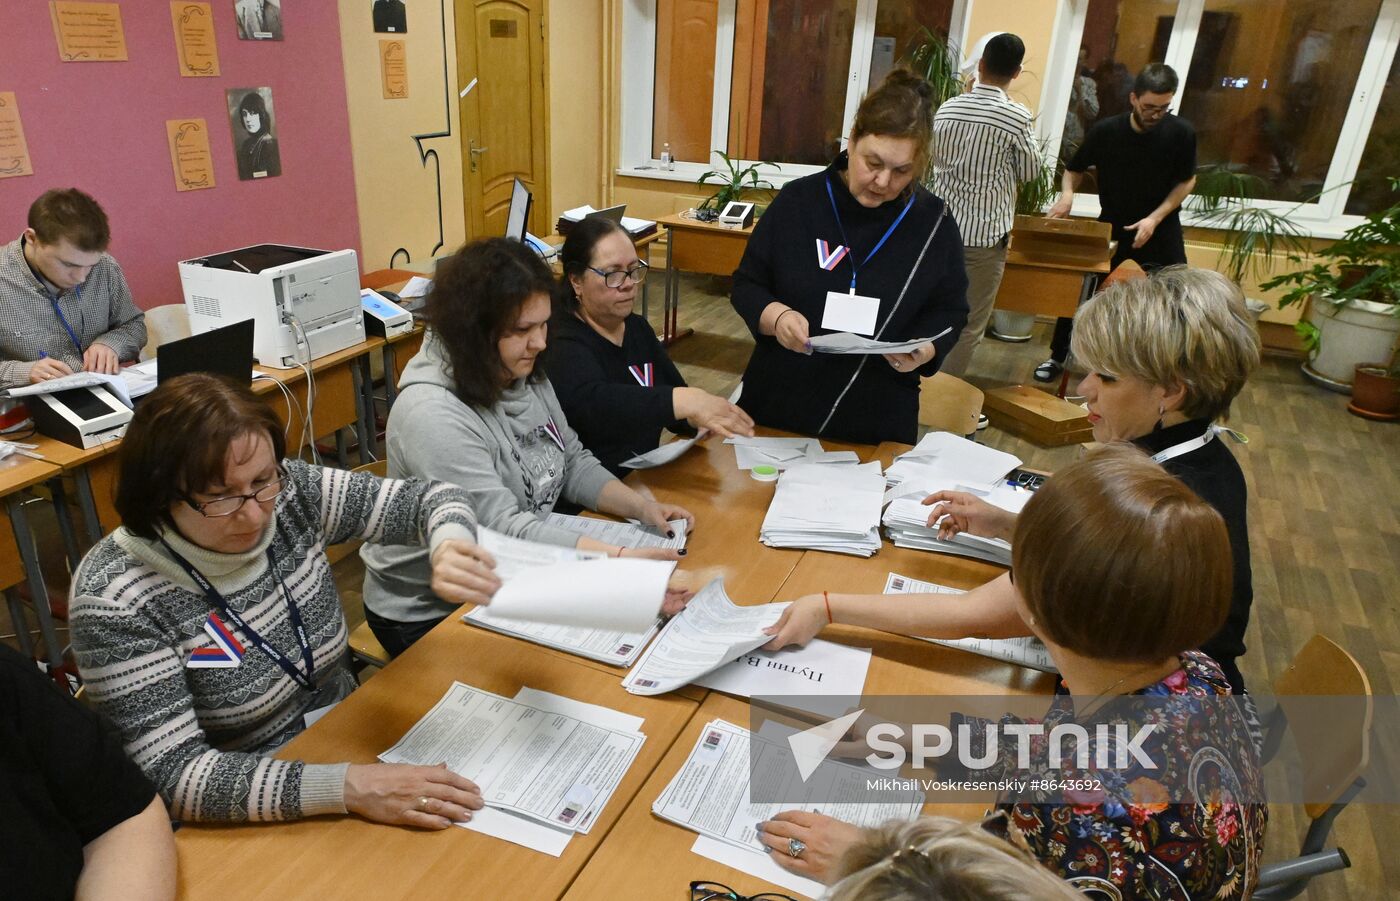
[0,1,361,308]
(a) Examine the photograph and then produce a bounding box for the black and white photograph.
[226,87,282,180]
[234,0,283,40]
[372,0,406,34]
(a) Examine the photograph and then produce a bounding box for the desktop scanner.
[28,385,132,449]
[361,289,414,338]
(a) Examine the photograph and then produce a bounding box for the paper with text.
[808,327,950,355]
[694,639,872,718]
[543,512,687,550]
[882,573,1057,672]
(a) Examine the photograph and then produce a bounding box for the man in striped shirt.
[931,33,1041,382]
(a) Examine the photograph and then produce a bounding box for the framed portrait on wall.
[234,0,283,40]
[226,87,282,180]
[372,0,406,33]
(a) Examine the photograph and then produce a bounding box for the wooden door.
[456,0,549,239]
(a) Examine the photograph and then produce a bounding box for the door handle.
[468,140,489,172]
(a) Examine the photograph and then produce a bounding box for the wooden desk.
[656,214,755,346]
[26,435,124,552]
[251,337,383,465]
[993,251,1111,319]
[0,453,65,666]
[174,622,699,901]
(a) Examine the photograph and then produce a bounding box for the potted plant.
[1348,350,1400,420]
[1261,177,1400,392]
[696,152,778,214]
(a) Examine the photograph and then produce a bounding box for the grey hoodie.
[360,331,615,624]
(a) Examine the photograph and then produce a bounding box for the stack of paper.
[883,431,1022,498]
[653,718,925,899]
[461,529,668,665]
[881,487,1030,566]
[558,205,656,237]
[808,326,950,355]
[694,639,872,718]
[5,370,139,406]
[724,436,859,471]
[544,512,688,550]
[883,572,1057,673]
[381,683,646,856]
[623,580,784,695]
[760,462,884,556]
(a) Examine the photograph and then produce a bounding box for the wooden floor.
[9,269,1395,899]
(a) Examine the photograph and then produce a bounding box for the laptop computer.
[157,318,257,385]
[505,177,532,241]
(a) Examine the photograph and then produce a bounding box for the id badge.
[821,290,880,336]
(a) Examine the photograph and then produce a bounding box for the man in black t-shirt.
[1036,63,1197,381]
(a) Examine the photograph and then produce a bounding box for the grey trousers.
[940,239,1008,378]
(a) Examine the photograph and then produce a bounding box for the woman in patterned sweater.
[70,374,501,827]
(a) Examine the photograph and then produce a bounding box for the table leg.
[335,430,350,468]
[70,468,103,550]
[382,345,398,408]
[4,587,35,659]
[663,233,675,342]
[5,495,62,669]
[352,356,378,463]
[46,477,84,569]
[640,243,650,319]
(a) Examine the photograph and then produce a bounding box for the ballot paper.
[623,580,784,695]
[619,433,702,470]
[474,528,673,633]
[693,639,872,718]
[399,275,433,298]
[653,719,924,867]
[464,606,658,667]
[884,431,1022,492]
[544,512,688,550]
[883,572,1058,673]
[760,461,884,557]
[380,682,646,849]
[6,370,135,407]
[881,492,1027,566]
[724,436,860,471]
[807,327,952,355]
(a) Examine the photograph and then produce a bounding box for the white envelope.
[821,290,880,336]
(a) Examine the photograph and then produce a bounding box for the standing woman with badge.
[731,68,969,444]
[546,216,753,477]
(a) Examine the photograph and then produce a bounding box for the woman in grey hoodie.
[361,238,694,655]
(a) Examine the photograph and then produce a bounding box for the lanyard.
[159,536,316,691]
[47,285,84,356]
[825,177,916,293]
[1151,428,1215,464]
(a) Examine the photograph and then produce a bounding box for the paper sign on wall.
[0,94,35,179]
[50,1,129,62]
[166,119,216,192]
[380,39,408,99]
[171,2,221,76]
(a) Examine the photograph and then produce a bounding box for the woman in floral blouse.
[759,447,1266,900]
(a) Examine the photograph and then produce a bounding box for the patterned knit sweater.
[69,461,476,823]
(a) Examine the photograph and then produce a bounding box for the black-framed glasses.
[690,880,796,901]
[588,261,649,288]
[182,472,285,517]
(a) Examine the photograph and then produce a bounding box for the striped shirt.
[931,84,1042,247]
[0,236,146,389]
[70,461,477,823]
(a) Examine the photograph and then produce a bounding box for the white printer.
[178,244,366,369]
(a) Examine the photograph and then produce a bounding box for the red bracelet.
[823,591,833,624]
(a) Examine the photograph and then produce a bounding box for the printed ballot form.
[544,512,688,550]
[883,573,1058,673]
[381,682,645,838]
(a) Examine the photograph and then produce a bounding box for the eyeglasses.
[690,881,796,901]
[588,261,649,289]
[182,473,285,517]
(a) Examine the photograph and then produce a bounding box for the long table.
[173,429,1053,899]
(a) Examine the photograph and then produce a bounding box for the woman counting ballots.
[730,68,968,444]
[361,237,693,656]
[544,216,753,476]
[68,374,498,827]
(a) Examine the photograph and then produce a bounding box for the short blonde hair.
[825,815,1082,901]
[1013,445,1231,662]
[1071,266,1260,421]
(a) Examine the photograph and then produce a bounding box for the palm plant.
[697,152,778,211]
[1191,167,1311,287]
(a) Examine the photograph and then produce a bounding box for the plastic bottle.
[660,142,674,171]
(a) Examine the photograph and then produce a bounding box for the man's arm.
[1047,169,1085,218]
[1125,175,1196,249]
[76,795,176,901]
[90,260,146,361]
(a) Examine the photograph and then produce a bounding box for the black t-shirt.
[1067,112,1196,266]
[544,311,689,477]
[1134,418,1253,693]
[0,644,159,900]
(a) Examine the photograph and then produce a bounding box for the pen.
[38,351,48,359]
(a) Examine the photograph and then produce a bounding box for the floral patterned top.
[990,652,1266,900]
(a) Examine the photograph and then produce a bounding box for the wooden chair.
[139,303,192,361]
[326,460,392,671]
[1253,635,1372,899]
[919,372,984,438]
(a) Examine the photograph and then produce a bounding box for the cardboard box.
[984,385,1093,447]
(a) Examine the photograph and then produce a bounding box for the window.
[1041,0,1400,236]
[623,0,964,183]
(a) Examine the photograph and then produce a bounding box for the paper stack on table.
[558,205,656,237]
[461,529,667,664]
[760,461,884,556]
[5,369,138,406]
[544,512,688,550]
[693,638,872,718]
[807,326,951,355]
[883,431,1022,499]
[724,436,860,471]
[622,580,784,695]
[380,683,646,856]
[881,484,1030,566]
[883,572,1057,673]
[653,718,924,899]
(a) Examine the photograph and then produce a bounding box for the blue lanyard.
[158,535,317,692]
[46,284,84,356]
[825,177,916,293]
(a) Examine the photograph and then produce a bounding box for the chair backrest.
[1274,634,1373,819]
[919,372,984,437]
[140,303,192,361]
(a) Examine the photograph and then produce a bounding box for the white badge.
[821,290,880,336]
